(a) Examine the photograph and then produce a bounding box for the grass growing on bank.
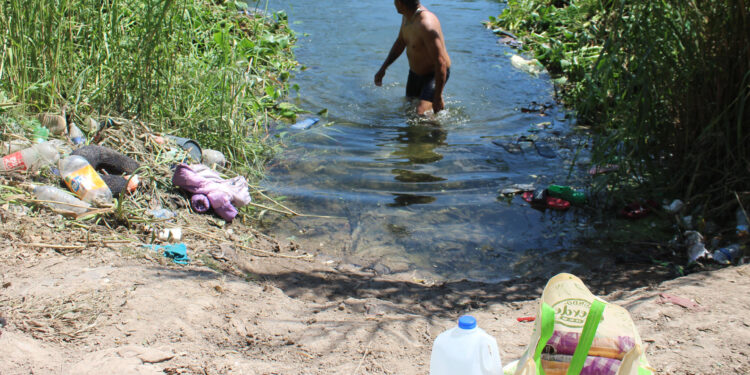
[0,0,298,178]
[488,0,750,224]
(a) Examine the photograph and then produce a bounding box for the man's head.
[394,0,420,13]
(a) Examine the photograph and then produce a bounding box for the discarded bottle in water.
[712,244,743,264]
[33,185,91,214]
[69,122,85,146]
[430,315,502,375]
[291,117,319,130]
[547,184,586,205]
[201,149,226,168]
[59,155,113,206]
[0,141,60,172]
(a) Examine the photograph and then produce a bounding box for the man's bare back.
[375,0,451,114]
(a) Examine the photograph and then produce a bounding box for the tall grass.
[489,0,750,223]
[0,0,297,176]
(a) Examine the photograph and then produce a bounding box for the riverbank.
[1,208,749,374]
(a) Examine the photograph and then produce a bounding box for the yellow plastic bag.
[513,273,654,375]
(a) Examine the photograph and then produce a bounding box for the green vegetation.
[488,0,750,222]
[0,0,297,176]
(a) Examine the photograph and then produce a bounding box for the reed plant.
[489,0,750,223]
[0,0,297,176]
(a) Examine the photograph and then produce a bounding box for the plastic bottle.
[547,184,587,205]
[1,139,30,154]
[737,208,749,237]
[32,125,50,143]
[0,141,60,172]
[291,117,319,130]
[712,244,743,264]
[59,155,113,206]
[430,315,502,375]
[69,122,85,146]
[201,149,226,168]
[33,185,91,214]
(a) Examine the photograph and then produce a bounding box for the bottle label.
[2,152,27,171]
[63,164,107,198]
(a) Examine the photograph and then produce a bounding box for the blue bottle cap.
[458,315,477,330]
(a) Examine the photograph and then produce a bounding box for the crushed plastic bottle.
[547,184,587,205]
[33,185,91,214]
[0,141,60,172]
[59,155,113,206]
[1,139,30,154]
[69,122,85,146]
[712,244,743,264]
[430,315,502,375]
[32,125,49,143]
[737,208,749,237]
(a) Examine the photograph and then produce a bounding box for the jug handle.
[480,337,501,374]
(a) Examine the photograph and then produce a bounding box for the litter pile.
[0,111,307,267]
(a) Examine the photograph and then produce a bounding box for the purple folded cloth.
[172,163,251,221]
[191,194,210,213]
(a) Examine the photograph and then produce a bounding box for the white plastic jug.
[430,315,502,375]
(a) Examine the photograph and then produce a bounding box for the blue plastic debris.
[291,117,320,130]
[143,243,190,264]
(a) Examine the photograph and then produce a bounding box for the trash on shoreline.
[712,244,743,264]
[522,188,571,211]
[547,184,586,205]
[72,145,141,197]
[143,243,190,264]
[201,149,226,168]
[33,185,91,215]
[59,155,113,206]
[1,141,60,172]
[684,230,710,264]
[158,227,183,242]
[291,117,319,130]
[510,54,545,75]
[619,201,655,219]
[658,293,704,311]
[38,113,67,136]
[663,199,684,214]
[166,135,202,162]
[500,183,535,195]
[69,123,85,146]
[172,163,251,222]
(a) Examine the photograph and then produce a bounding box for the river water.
[260,0,598,282]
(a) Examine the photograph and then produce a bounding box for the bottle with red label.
[0,141,60,172]
[59,155,113,206]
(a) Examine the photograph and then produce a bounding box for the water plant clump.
[488,0,750,224]
[0,0,298,177]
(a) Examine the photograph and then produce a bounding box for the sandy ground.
[1,206,749,375]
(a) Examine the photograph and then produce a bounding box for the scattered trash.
[658,293,704,311]
[588,164,619,175]
[32,124,49,143]
[86,117,100,133]
[59,155,113,206]
[1,139,30,154]
[201,149,226,168]
[91,118,115,144]
[663,199,684,214]
[38,113,67,135]
[510,54,544,75]
[547,184,586,205]
[158,227,183,242]
[143,243,190,264]
[712,244,743,264]
[147,208,176,220]
[619,201,655,219]
[291,117,319,130]
[33,185,91,215]
[171,163,251,221]
[69,122,85,146]
[165,135,202,162]
[736,208,749,237]
[430,315,502,375]
[1,141,60,172]
[500,183,535,195]
[684,230,710,263]
[72,145,141,197]
[533,141,556,159]
[516,316,535,322]
[522,189,571,211]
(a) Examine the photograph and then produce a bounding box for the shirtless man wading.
[374,0,452,115]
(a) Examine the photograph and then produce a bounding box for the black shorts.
[405,68,450,101]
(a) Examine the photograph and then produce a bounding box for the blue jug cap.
[458,315,476,329]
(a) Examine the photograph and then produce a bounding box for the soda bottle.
[59,155,113,206]
[430,315,502,375]
[547,184,586,205]
[712,244,743,264]
[69,122,86,146]
[33,185,91,215]
[0,141,60,172]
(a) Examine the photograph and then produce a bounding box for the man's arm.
[375,31,406,86]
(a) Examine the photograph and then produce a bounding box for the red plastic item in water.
[522,192,571,211]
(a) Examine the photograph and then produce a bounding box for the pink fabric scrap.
[172,163,251,221]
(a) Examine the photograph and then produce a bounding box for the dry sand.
[1,206,749,375]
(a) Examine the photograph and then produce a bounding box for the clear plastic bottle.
[712,244,743,264]
[737,208,749,237]
[430,315,502,375]
[201,149,226,168]
[59,155,113,206]
[1,141,60,171]
[69,122,85,146]
[33,185,91,214]
[1,139,30,154]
